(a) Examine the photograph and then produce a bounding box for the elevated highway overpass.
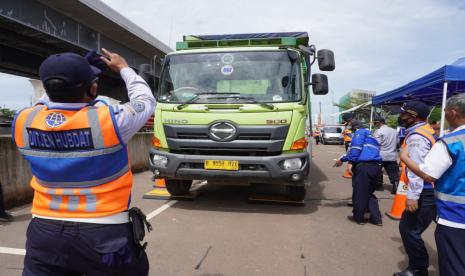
[0,0,171,100]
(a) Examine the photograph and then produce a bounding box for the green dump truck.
[147,32,334,201]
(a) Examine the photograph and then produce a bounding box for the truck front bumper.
[148,149,310,186]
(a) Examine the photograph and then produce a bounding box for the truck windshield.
[158,51,301,104]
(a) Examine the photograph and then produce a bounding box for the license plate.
[204,160,239,170]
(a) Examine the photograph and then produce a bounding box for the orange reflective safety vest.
[343,128,352,142]
[399,123,436,191]
[13,103,132,218]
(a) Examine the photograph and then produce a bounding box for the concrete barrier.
[0,133,153,209]
[128,133,153,172]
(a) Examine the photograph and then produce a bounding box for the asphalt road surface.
[0,142,438,276]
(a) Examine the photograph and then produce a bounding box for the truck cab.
[147,32,334,201]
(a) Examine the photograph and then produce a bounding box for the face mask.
[398,116,413,128]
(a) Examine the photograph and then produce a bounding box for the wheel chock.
[144,179,202,200]
[143,178,171,200]
[143,187,172,200]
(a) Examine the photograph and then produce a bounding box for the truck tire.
[165,179,192,196]
[286,185,307,201]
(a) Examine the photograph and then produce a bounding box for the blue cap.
[373,114,385,123]
[39,52,101,85]
[341,112,354,122]
[401,101,430,119]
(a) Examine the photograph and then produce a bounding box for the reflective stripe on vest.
[14,104,132,218]
[400,124,436,188]
[363,143,379,150]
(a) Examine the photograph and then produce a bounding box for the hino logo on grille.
[209,122,237,142]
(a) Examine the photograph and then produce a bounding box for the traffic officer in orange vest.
[313,127,322,145]
[394,101,437,276]
[13,49,155,275]
[342,125,352,152]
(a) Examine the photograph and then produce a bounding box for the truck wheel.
[165,179,192,196]
[286,185,307,201]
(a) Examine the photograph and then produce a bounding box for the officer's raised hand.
[100,48,129,72]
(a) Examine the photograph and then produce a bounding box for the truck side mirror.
[317,49,335,71]
[312,73,329,95]
[138,63,155,92]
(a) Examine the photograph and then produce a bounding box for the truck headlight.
[152,154,168,167]
[282,158,302,170]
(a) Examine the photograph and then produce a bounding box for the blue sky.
[2,0,465,124]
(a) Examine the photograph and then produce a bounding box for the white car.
[321,126,344,145]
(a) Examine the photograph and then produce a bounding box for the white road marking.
[0,247,26,256]
[146,200,178,221]
[0,201,178,256]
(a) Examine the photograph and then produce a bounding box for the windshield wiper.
[218,95,276,110]
[176,92,240,110]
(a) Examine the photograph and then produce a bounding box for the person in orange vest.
[313,127,322,145]
[13,49,155,275]
[394,101,437,276]
[342,125,352,152]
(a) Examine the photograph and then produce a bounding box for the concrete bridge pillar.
[29,79,45,104]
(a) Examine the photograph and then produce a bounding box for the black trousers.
[399,189,436,270]
[344,141,350,152]
[23,218,149,276]
[376,161,400,188]
[315,136,320,144]
[351,162,382,223]
[382,161,400,184]
[435,224,465,276]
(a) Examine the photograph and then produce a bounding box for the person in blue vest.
[334,112,383,225]
[400,93,465,276]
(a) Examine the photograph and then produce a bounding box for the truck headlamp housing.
[152,154,168,168]
[281,158,303,171]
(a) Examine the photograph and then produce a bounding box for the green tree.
[428,106,442,123]
[0,108,15,118]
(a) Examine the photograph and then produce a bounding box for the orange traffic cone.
[143,178,171,200]
[154,178,166,188]
[385,180,408,220]
[342,164,352,179]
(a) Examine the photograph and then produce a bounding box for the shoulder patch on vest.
[128,100,145,113]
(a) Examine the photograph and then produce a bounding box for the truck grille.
[176,133,272,140]
[164,124,288,156]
